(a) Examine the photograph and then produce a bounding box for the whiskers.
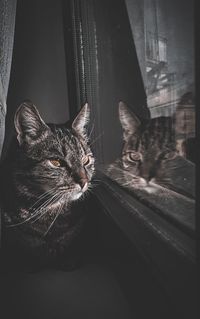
[6,188,65,228]
[106,165,145,189]
[91,178,102,187]
[30,193,63,224]
[88,121,95,140]
[106,165,180,197]
[89,131,104,147]
[87,177,102,194]
[43,200,65,237]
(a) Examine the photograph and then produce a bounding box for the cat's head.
[118,102,177,188]
[14,101,95,202]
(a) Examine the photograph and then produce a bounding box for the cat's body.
[0,101,95,270]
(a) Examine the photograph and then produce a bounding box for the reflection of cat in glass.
[107,102,194,197]
[0,101,95,270]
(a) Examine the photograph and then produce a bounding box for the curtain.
[0,0,17,157]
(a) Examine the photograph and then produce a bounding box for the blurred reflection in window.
[102,0,195,224]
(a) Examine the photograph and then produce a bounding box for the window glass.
[94,0,195,230]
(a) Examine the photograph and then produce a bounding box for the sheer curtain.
[0,0,17,157]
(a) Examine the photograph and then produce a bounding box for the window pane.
[98,0,195,229]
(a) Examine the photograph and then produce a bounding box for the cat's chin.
[71,192,83,201]
[139,179,159,194]
[71,182,89,201]
[143,185,158,194]
[132,177,148,189]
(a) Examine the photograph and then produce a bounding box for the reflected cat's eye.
[49,159,61,167]
[125,152,141,162]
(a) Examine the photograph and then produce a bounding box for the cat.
[0,101,95,271]
[107,101,194,196]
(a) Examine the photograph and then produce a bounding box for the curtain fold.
[0,0,17,157]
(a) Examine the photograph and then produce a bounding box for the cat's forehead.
[124,117,174,154]
[56,128,86,152]
[123,134,139,152]
[43,125,88,159]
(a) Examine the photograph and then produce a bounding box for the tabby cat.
[0,101,95,270]
[107,102,178,189]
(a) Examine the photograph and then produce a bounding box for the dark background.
[4,0,69,155]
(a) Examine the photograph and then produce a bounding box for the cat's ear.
[119,101,141,141]
[72,103,90,137]
[14,100,50,145]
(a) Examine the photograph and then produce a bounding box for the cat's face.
[119,102,177,188]
[14,101,95,203]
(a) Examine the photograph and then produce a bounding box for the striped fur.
[107,102,177,189]
[0,102,95,268]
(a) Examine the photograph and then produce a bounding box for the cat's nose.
[79,179,88,191]
[142,173,151,182]
[144,173,156,183]
[75,170,88,191]
[141,168,154,182]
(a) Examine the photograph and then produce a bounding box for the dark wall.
[4,0,69,155]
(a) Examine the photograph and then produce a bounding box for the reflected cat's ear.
[14,100,50,145]
[119,101,141,141]
[72,103,90,137]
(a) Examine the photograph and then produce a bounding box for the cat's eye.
[49,159,61,167]
[83,155,92,166]
[126,152,141,162]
